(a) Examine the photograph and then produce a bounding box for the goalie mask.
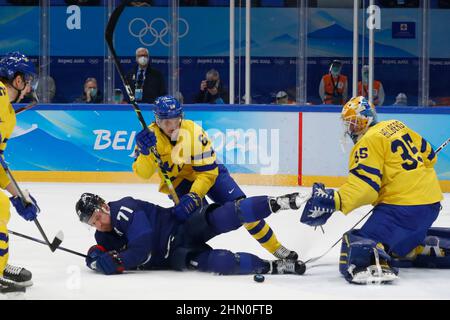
[76,193,106,224]
[341,96,377,144]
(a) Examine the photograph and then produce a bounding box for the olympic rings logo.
[128,17,189,47]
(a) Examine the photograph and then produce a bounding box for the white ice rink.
[3,182,450,300]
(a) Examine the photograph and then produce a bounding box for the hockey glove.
[86,245,125,275]
[10,190,40,221]
[135,128,157,156]
[300,182,340,227]
[173,192,202,222]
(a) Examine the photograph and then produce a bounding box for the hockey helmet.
[75,193,106,224]
[341,96,377,143]
[0,52,38,90]
[153,95,183,121]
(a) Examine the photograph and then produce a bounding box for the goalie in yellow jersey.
[0,52,41,293]
[300,96,445,285]
[132,95,297,260]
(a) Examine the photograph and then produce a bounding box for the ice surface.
[3,182,450,300]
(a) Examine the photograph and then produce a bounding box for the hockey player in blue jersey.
[75,192,306,276]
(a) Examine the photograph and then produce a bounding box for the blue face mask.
[90,88,97,97]
[331,67,340,77]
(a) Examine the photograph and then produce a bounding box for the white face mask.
[137,56,148,66]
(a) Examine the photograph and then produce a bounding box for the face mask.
[331,68,340,77]
[138,56,148,66]
[90,88,97,97]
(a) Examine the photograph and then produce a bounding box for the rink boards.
[9,104,450,191]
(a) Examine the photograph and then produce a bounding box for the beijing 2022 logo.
[128,17,189,47]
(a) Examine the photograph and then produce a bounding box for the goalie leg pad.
[396,228,450,269]
[340,230,398,284]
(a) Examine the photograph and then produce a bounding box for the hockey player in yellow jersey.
[0,52,41,293]
[300,96,445,284]
[133,95,298,260]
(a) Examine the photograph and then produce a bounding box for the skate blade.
[7,280,33,288]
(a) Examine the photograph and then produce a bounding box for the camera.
[206,80,217,89]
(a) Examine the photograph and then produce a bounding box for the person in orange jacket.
[358,65,385,106]
[319,60,348,105]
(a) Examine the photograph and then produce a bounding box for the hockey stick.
[105,0,179,204]
[8,229,86,258]
[305,137,450,265]
[435,137,450,154]
[0,156,64,252]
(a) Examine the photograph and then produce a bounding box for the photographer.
[194,69,229,104]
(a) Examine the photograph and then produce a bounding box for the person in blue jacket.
[76,192,306,276]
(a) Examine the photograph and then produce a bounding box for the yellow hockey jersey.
[0,81,16,189]
[132,119,218,198]
[337,119,443,214]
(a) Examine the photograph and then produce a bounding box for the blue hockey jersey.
[94,197,178,270]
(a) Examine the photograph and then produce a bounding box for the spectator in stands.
[113,88,125,104]
[358,65,385,106]
[194,69,229,104]
[393,93,408,106]
[125,47,166,104]
[319,60,348,105]
[275,90,295,105]
[275,91,289,104]
[75,77,103,103]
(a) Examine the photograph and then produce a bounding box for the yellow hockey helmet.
[341,96,377,143]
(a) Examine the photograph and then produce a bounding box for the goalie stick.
[305,137,450,265]
[105,0,179,205]
[0,156,64,252]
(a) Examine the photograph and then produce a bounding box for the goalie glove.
[300,183,341,227]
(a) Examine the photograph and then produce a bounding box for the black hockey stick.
[105,0,179,204]
[305,137,450,265]
[9,229,86,258]
[0,156,64,252]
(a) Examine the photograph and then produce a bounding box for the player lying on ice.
[300,96,446,285]
[75,192,306,276]
[133,95,298,261]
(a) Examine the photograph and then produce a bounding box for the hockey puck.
[254,274,265,283]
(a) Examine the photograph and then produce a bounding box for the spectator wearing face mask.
[393,93,407,106]
[358,65,385,106]
[125,47,166,104]
[194,69,229,104]
[76,77,103,103]
[319,60,348,105]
